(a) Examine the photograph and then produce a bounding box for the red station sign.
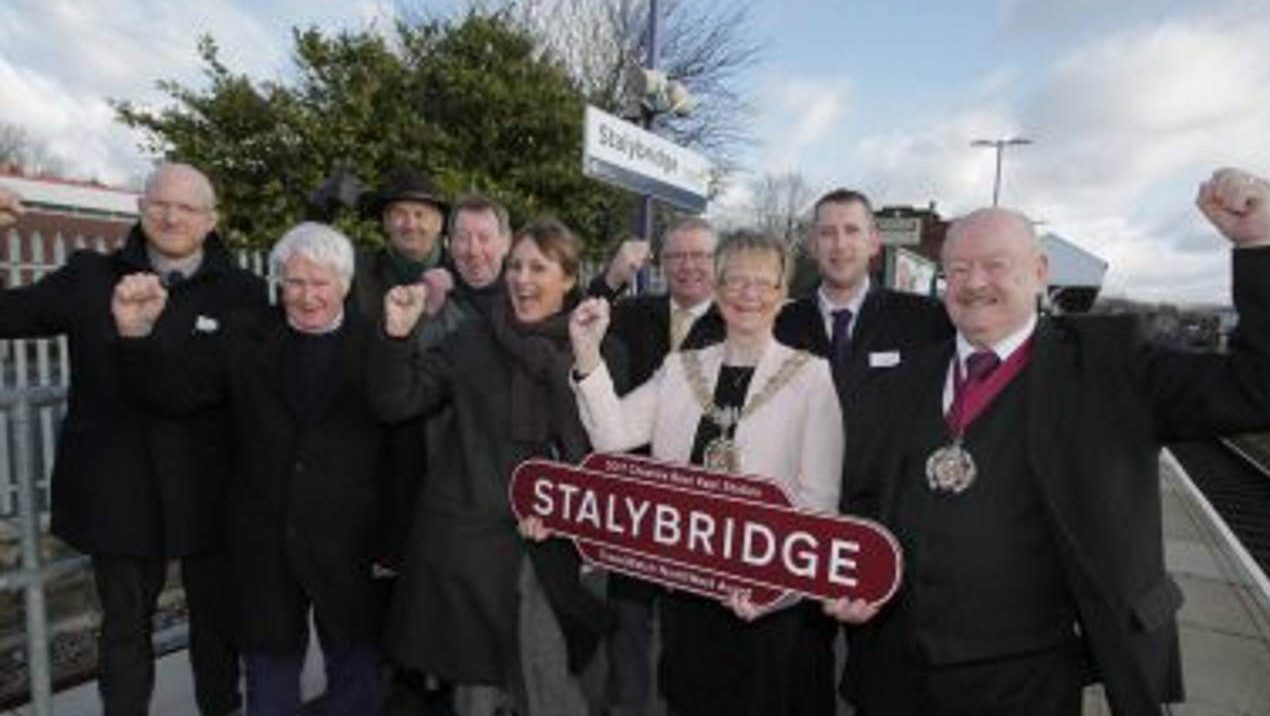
[509,453,903,612]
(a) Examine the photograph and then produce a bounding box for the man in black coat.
[349,168,452,580]
[378,194,514,715]
[114,222,386,716]
[829,168,1270,716]
[775,188,952,409]
[589,216,726,385]
[773,189,951,715]
[0,164,263,716]
[586,216,726,716]
[353,167,450,326]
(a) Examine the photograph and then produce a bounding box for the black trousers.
[851,638,1085,716]
[606,577,657,716]
[93,554,240,716]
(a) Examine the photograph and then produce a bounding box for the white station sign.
[582,105,711,212]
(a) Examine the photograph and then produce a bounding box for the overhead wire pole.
[971,137,1032,206]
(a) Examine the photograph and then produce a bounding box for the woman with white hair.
[113,222,387,716]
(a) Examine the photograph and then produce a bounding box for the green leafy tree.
[114,12,632,252]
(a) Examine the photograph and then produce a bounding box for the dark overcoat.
[586,272,727,388]
[845,249,1270,715]
[0,227,265,556]
[776,286,952,507]
[370,302,625,682]
[119,307,386,651]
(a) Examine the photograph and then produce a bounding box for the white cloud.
[752,75,851,173]
[0,0,397,184]
[0,57,147,183]
[742,4,1270,304]
[1011,10,1270,302]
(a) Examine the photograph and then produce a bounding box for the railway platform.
[4,450,1270,716]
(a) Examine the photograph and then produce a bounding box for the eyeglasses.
[718,275,782,295]
[661,250,714,264]
[141,200,212,219]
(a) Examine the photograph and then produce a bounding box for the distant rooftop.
[1041,232,1107,289]
[0,170,139,222]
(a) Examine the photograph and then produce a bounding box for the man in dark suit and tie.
[588,215,726,716]
[828,167,1270,716]
[774,190,952,714]
[775,188,951,398]
[589,216,727,386]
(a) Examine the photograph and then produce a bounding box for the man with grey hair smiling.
[113,221,387,715]
[0,162,263,716]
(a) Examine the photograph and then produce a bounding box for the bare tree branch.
[501,0,763,172]
[751,171,815,246]
[0,122,66,176]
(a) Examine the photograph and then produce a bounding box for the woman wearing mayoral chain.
[568,232,844,716]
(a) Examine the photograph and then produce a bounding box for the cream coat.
[573,340,844,513]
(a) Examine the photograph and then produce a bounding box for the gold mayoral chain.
[681,349,811,474]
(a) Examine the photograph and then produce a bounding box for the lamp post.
[971,137,1032,206]
[635,0,660,247]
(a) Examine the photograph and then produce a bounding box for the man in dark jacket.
[772,188,952,715]
[348,168,452,579]
[0,163,264,716]
[114,222,386,716]
[775,188,952,405]
[378,194,514,715]
[832,168,1270,716]
[353,168,450,325]
[586,216,726,716]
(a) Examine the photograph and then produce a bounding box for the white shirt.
[816,276,870,343]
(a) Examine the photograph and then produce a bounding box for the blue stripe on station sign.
[585,157,708,213]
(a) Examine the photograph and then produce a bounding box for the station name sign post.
[510,453,903,613]
[582,105,711,213]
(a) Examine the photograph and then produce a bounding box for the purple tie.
[965,350,1001,383]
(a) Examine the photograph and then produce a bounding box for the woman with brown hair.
[371,218,623,716]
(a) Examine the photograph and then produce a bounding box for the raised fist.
[420,267,454,317]
[383,283,429,338]
[1197,167,1270,247]
[569,297,611,375]
[604,238,652,291]
[112,273,169,338]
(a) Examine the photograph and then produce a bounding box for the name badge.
[869,350,900,368]
[194,315,220,333]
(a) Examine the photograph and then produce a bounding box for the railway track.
[1169,435,1270,580]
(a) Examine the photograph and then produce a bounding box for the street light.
[971,137,1032,206]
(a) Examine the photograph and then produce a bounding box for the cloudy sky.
[2,0,1267,304]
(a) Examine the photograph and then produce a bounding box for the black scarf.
[488,293,590,462]
[489,292,615,674]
